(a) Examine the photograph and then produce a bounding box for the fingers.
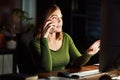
[44,20,56,28]
[42,25,51,35]
[96,40,101,48]
[92,40,101,48]
[44,20,52,28]
[42,20,55,37]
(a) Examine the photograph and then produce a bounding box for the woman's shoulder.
[30,39,40,46]
[63,32,72,38]
[63,32,73,42]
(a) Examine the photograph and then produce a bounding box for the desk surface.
[1,65,120,80]
[38,65,98,78]
[38,65,120,80]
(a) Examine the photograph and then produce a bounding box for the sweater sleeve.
[32,38,52,72]
[66,33,92,68]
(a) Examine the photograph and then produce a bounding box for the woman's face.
[48,9,63,33]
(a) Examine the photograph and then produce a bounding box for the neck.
[48,32,56,41]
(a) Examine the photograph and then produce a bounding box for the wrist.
[85,49,94,56]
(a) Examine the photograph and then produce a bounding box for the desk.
[38,65,98,78]
[1,65,120,80]
[38,65,120,80]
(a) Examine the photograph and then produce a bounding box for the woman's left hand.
[86,40,100,56]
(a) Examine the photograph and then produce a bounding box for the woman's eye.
[52,17,57,20]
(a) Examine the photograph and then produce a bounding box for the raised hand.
[42,20,56,38]
[86,40,100,56]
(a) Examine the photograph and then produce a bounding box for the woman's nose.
[57,18,61,23]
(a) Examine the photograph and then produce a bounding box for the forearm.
[32,39,53,72]
[41,38,52,72]
[72,53,92,68]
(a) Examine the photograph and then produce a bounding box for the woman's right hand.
[42,20,55,38]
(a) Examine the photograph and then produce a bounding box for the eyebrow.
[51,14,62,18]
[51,15,57,18]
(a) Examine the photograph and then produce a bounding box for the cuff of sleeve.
[83,53,93,58]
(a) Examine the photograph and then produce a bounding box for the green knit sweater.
[31,32,92,72]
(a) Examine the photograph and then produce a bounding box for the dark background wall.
[0,0,21,29]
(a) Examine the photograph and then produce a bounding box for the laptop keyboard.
[69,69,99,77]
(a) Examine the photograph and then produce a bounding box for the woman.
[31,4,100,72]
